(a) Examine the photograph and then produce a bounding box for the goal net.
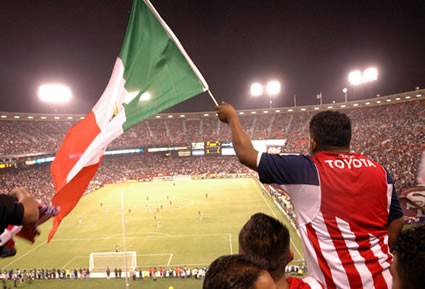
[89,251,137,273]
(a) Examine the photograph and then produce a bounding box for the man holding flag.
[48,0,215,241]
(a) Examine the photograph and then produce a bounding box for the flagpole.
[208,90,219,106]
[121,189,130,289]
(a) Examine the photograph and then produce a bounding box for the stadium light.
[266,80,281,96]
[250,80,282,109]
[250,82,264,97]
[348,70,363,86]
[348,67,378,85]
[140,92,151,101]
[38,84,72,103]
[364,67,378,82]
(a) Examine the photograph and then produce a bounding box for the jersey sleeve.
[384,169,404,223]
[258,153,319,185]
[0,194,25,228]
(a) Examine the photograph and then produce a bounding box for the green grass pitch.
[0,178,304,288]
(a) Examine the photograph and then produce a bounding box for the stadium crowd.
[0,98,424,289]
[1,99,424,205]
[0,262,306,286]
[1,99,423,199]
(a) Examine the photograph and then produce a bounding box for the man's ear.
[309,137,317,154]
[285,249,294,266]
[288,249,294,264]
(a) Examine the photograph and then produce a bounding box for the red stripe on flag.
[48,163,100,242]
[51,111,101,191]
[48,111,102,242]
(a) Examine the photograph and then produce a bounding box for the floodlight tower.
[38,83,72,112]
[250,80,281,109]
[347,67,378,99]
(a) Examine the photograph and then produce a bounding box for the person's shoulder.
[287,277,324,289]
[0,194,14,201]
[287,277,307,288]
[261,152,312,162]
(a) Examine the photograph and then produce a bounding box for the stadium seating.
[0,96,424,206]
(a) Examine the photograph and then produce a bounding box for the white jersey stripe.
[312,213,351,288]
[303,276,325,289]
[298,226,327,283]
[369,234,392,288]
[336,217,372,288]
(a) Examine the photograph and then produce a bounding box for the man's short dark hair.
[393,225,425,289]
[309,110,352,148]
[203,254,268,289]
[238,213,290,280]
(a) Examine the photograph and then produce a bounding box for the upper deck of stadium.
[1,89,423,157]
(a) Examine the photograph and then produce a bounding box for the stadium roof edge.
[0,89,423,121]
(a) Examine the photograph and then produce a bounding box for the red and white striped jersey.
[287,276,325,288]
[258,151,403,289]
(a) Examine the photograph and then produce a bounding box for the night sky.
[1,0,424,114]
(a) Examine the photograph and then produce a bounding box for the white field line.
[229,233,233,254]
[62,256,86,269]
[137,253,173,256]
[137,263,209,268]
[167,254,173,266]
[257,188,304,261]
[53,233,230,242]
[4,240,47,267]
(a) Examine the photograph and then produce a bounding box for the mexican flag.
[48,0,208,241]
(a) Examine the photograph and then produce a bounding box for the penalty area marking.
[4,240,47,268]
[62,256,87,269]
[136,253,173,266]
[167,254,173,266]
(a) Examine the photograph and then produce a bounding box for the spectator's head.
[238,213,291,281]
[391,225,425,289]
[309,110,352,153]
[203,254,276,289]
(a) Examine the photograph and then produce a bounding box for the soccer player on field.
[216,103,404,289]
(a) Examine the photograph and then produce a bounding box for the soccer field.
[0,178,304,271]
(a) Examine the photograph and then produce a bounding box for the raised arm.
[216,102,259,171]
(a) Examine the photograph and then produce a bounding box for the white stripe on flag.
[92,58,127,127]
[66,60,128,183]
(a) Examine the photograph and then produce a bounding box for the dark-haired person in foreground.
[216,102,404,289]
[390,224,425,289]
[203,254,277,289]
[239,213,323,289]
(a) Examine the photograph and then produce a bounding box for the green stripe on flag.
[119,0,206,131]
